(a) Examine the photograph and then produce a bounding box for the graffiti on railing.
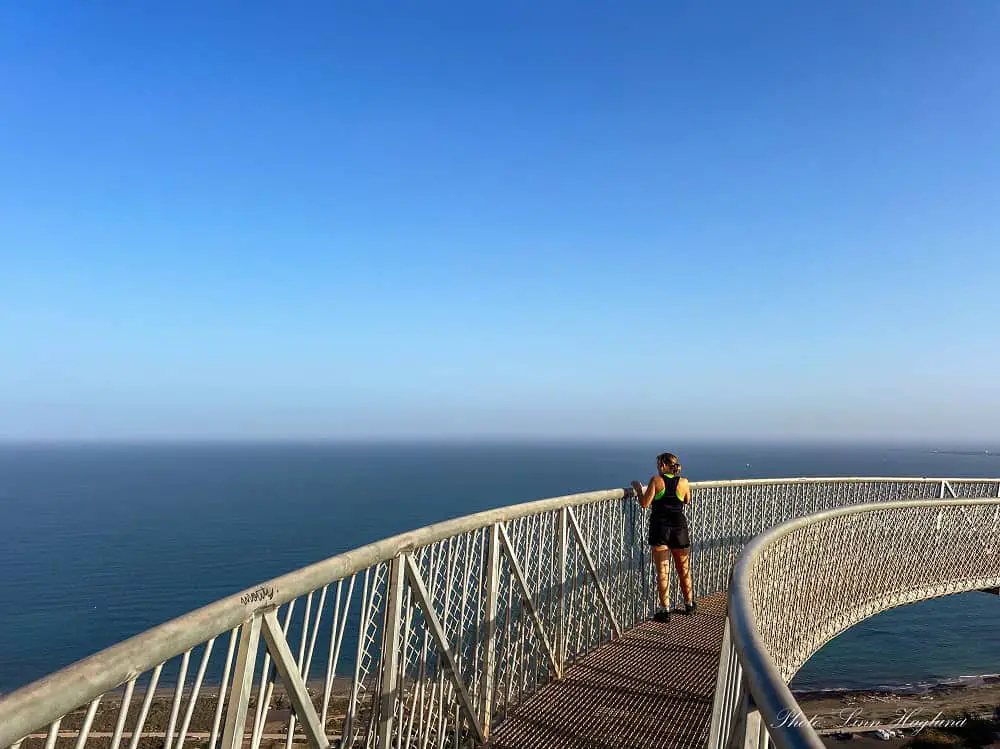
[240,585,276,606]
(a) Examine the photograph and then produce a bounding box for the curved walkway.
[491,593,728,749]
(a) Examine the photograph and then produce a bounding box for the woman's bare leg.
[651,545,672,609]
[670,548,693,605]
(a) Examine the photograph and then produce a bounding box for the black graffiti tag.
[240,586,276,606]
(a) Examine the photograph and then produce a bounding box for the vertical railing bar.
[475,527,487,708]
[322,576,354,725]
[176,638,216,749]
[441,537,460,739]
[164,650,192,749]
[437,539,453,736]
[433,540,452,743]
[480,523,500,734]
[503,556,514,714]
[299,584,329,739]
[421,543,440,748]
[321,579,345,726]
[524,516,537,694]
[128,663,164,749]
[708,618,734,749]
[435,669,445,749]
[396,577,415,749]
[594,505,606,643]
[343,568,372,749]
[251,620,277,749]
[723,659,744,749]
[720,645,737,743]
[304,585,330,681]
[526,516,537,693]
[510,521,524,704]
[43,719,62,749]
[110,678,137,749]
[620,499,629,628]
[402,583,422,749]
[376,556,406,749]
[252,600,296,749]
[73,696,102,749]
[533,513,544,691]
[412,645,427,749]
[458,532,472,704]
[422,543,446,748]
[284,591,315,749]
[556,507,568,678]
[209,627,240,749]
[221,615,263,749]
[418,657,437,749]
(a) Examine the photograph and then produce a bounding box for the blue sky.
[2,2,999,441]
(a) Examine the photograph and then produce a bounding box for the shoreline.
[17,674,1000,730]
[793,672,1000,700]
[7,669,1000,699]
[794,679,999,742]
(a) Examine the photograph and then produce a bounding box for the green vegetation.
[903,712,998,749]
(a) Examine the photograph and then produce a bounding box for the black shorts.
[648,517,690,549]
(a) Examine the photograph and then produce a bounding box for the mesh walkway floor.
[490,593,727,749]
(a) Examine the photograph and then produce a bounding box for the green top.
[653,473,676,500]
[652,473,685,512]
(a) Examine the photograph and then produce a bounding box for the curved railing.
[710,498,1000,749]
[1,477,998,749]
[0,488,645,749]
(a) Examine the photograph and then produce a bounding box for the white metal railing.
[0,489,647,749]
[709,498,1000,749]
[1,477,998,749]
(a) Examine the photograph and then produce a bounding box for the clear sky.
[2,2,999,442]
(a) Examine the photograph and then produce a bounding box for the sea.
[1,440,998,696]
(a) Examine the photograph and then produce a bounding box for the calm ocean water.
[1,441,998,694]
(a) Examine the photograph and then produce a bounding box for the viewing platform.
[1,478,998,749]
[490,592,728,749]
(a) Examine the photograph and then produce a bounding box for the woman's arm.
[631,475,662,510]
[679,477,692,504]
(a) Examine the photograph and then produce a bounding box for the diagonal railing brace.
[566,507,622,638]
[260,611,330,749]
[497,522,561,678]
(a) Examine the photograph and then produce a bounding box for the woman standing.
[631,452,696,622]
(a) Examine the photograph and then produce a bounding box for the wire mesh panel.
[687,479,955,607]
[745,501,1000,683]
[713,498,1000,749]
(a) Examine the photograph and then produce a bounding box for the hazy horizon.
[2,435,999,450]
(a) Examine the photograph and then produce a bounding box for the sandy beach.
[795,680,1000,748]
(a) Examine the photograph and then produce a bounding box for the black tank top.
[651,473,685,519]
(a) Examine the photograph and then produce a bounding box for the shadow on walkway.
[490,592,727,749]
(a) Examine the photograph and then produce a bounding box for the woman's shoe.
[653,608,671,623]
[681,601,698,615]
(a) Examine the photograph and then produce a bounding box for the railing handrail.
[726,497,1000,749]
[691,476,999,488]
